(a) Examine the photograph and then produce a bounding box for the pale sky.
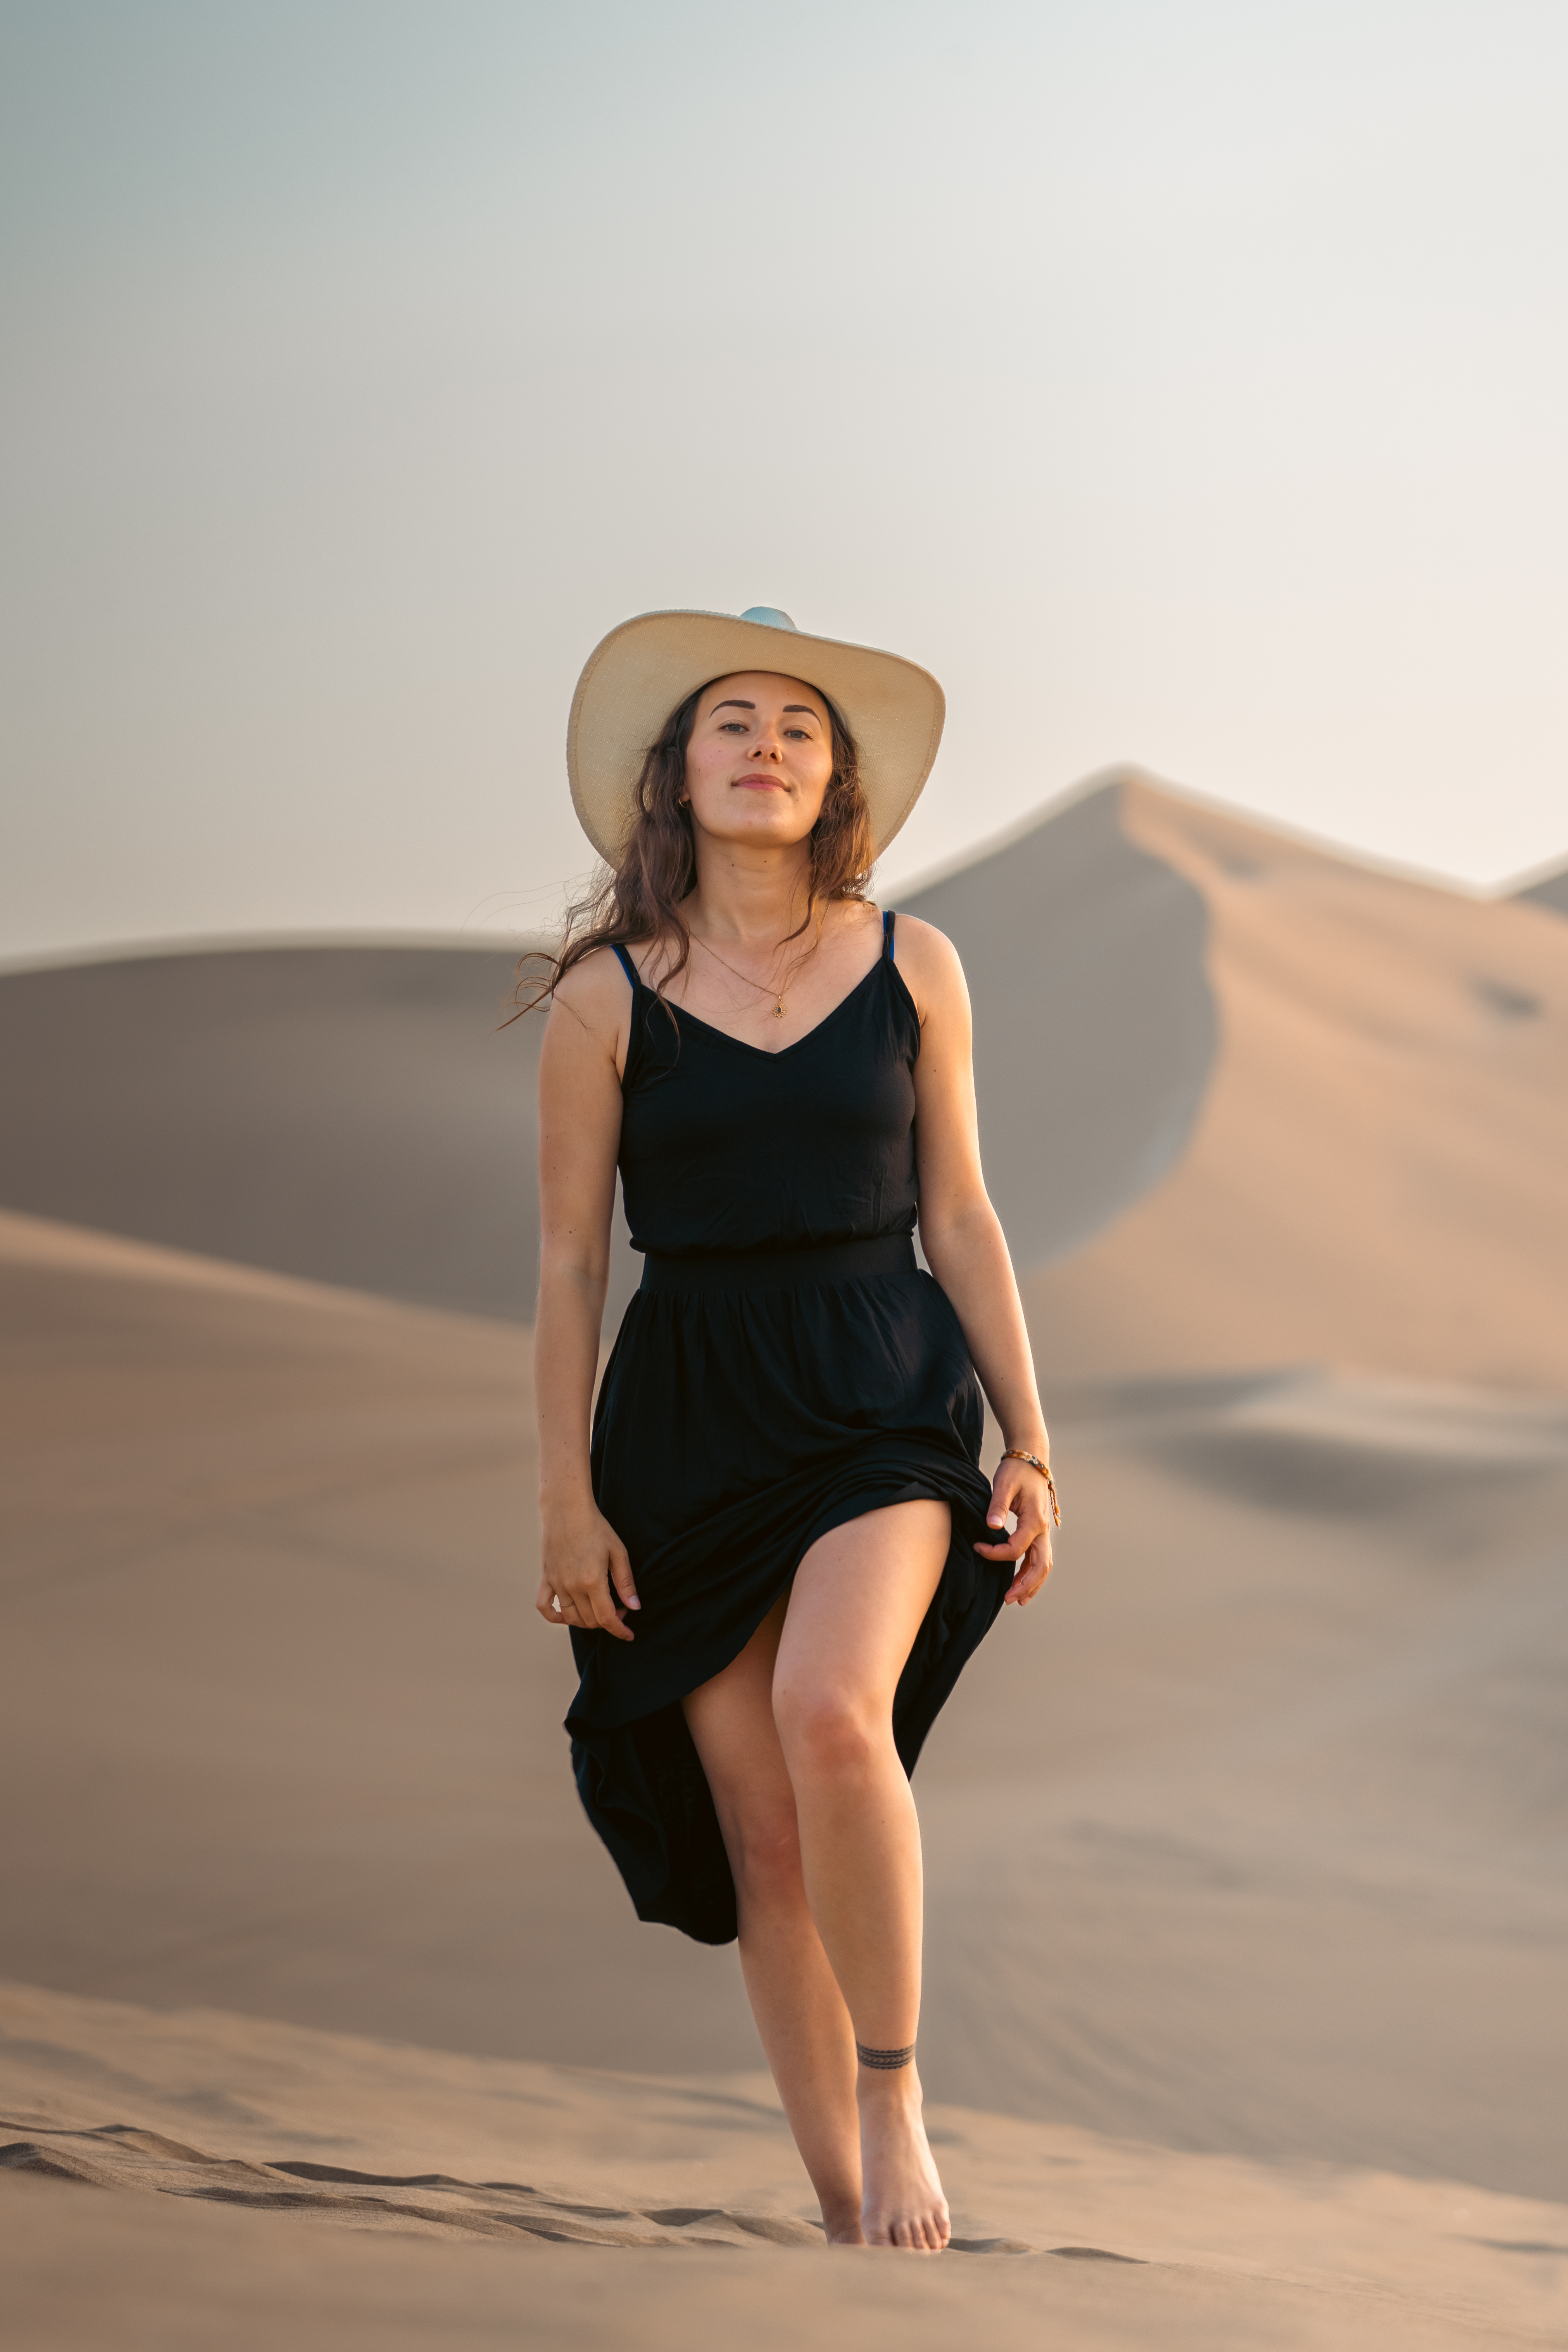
[3,0,1566,962]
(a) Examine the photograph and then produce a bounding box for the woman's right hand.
[538,1502,641,1641]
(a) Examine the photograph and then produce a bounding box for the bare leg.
[772,1499,952,2250]
[682,1599,865,2242]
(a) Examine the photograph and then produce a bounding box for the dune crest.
[1023,775,1568,1385]
[6,774,1564,1386]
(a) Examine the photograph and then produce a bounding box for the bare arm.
[533,952,640,1640]
[897,915,1055,1603]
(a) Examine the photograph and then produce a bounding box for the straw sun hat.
[566,607,945,864]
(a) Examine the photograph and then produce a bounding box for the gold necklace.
[691,930,812,1019]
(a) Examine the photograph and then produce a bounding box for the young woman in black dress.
[532,607,1057,2252]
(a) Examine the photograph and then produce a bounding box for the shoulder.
[887,912,969,1021]
[547,944,635,1051]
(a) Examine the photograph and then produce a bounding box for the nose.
[748,722,785,761]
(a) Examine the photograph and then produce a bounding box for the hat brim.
[566,610,945,863]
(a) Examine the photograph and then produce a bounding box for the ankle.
[856,2062,922,2109]
[855,2035,917,2078]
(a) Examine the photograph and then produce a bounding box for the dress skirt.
[566,1235,1007,1945]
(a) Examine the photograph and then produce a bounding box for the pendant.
[774,1001,785,1017]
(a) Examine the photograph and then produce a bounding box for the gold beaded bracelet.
[1000,1447,1061,1527]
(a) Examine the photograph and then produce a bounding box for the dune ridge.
[1025,775,1568,1384]
[4,774,1565,1390]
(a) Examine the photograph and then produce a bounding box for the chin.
[716,817,811,848]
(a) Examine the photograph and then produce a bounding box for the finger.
[1010,1540,1051,1602]
[985,1474,1051,1539]
[609,1542,641,1613]
[1002,1545,1038,1600]
[585,1577,635,1642]
[983,1476,1022,1531]
[974,1509,1038,1561]
[973,1532,1029,1561]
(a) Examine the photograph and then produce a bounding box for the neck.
[685,835,814,945]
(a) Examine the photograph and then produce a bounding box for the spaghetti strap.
[882,907,896,960]
[611,943,639,990]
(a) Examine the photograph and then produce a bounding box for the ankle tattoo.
[855,2040,916,2071]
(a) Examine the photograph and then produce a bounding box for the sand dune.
[6,1981,1567,2350]
[5,784,1568,2343]
[5,777,1565,1390]
[0,943,538,1317]
[898,778,1218,1265]
[1018,776,1568,1384]
[5,1209,1566,2207]
[0,797,1214,1325]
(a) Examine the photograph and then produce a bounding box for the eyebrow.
[711,698,823,719]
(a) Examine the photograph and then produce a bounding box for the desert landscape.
[4,775,1568,2347]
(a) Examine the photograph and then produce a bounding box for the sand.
[1021,774,1568,1383]
[900,778,1218,1265]
[4,778,1567,2342]
[0,942,544,1318]
[3,1207,1566,2345]
[6,1980,1567,2349]
[5,776,1566,1391]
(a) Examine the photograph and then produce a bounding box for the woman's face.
[682,672,835,852]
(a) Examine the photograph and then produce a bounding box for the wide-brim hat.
[566,607,945,863]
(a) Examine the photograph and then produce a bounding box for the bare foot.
[857,2069,950,2250]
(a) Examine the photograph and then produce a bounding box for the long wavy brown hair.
[511,674,875,1019]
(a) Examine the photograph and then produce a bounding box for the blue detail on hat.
[739,606,797,631]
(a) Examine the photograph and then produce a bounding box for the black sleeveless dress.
[564,911,1008,1945]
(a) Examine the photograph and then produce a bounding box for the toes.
[868,2210,949,2252]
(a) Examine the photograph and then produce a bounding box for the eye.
[718,720,748,734]
[784,726,812,739]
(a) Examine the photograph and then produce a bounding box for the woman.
[531,606,1057,2252]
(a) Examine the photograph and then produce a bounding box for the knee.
[773,1684,881,1781]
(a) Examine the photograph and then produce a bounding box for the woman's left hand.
[974,1456,1055,1604]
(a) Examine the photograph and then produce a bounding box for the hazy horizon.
[4,0,1567,963]
[2,759,1563,978]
